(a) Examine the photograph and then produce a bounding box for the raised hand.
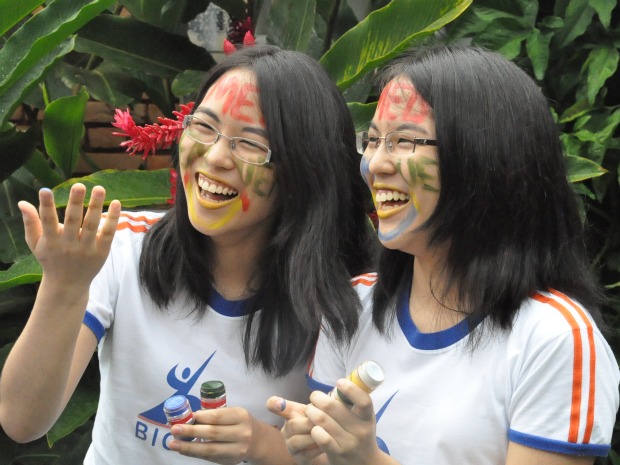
[18,183,121,288]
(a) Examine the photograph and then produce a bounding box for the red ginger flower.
[112,102,194,159]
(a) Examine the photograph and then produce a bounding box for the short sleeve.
[508,294,620,457]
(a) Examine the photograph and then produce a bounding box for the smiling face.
[361,76,440,254]
[178,69,278,244]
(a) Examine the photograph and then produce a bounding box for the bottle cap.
[358,361,384,389]
[201,380,226,398]
[163,395,189,415]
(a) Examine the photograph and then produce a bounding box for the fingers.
[266,396,308,420]
[37,187,60,239]
[18,200,42,252]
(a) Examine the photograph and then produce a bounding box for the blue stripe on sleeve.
[306,374,334,393]
[83,311,106,343]
[509,429,610,457]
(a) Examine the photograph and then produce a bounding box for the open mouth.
[375,189,410,210]
[196,173,239,203]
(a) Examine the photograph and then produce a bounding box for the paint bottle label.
[329,360,385,408]
[163,395,196,441]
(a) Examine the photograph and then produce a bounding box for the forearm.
[0,277,91,441]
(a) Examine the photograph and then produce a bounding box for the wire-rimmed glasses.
[356,131,437,156]
[183,115,272,165]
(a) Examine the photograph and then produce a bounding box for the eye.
[367,134,380,148]
[395,136,415,149]
[235,138,265,153]
[193,121,217,136]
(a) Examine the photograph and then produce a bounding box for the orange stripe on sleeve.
[532,292,583,443]
[351,273,378,287]
[119,212,161,225]
[550,290,596,443]
[116,223,150,233]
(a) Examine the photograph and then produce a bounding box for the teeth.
[197,174,238,196]
[375,191,409,203]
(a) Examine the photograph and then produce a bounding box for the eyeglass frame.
[355,130,438,156]
[182,114,272,166]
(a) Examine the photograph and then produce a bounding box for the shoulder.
[113,210,166,232]
[350,272,377,301]
[514,290,598,337]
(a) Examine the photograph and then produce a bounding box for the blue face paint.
[377,205,418,243]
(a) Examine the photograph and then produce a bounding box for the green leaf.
[559,98,592,123]
[120,0,187,33]
[0,255,42,292]
[52,169,173,208]
[268,0,317,51]
[57,62,145,108]
[0,0,114,97]
[75,15,216,78]
[566,154,607,183]
[320,0,473,90]
[553,0,595,49]
[0,215,30,264]
[525,28,551,81]
[0,125,39,182]
[589,0,616,29]
[23,149,65,188]
[172,70,207,98]
[348,102,377,132]
[0,38,75,127]
[43,89,89,179]
[0,0,45,36]
[583,45,619,104]
[47,384,98,447]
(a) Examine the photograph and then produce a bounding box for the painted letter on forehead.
[206,76,262,125]
[376,80,430,124]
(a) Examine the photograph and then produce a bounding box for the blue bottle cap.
[164,395,189,414]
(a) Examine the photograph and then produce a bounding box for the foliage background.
[0,0,618,464]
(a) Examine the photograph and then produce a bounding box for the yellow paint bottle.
[330,360,385,408]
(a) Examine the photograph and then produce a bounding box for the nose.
[203,135,236,170]
[366,142,395,175]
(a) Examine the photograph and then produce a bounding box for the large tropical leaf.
[43,89,89,179]
[47,384,98,447]
[320,0,472,90]
[0,38,75,127]
[75,15,216,78]
[0,254,42,292]
[268,0,316,51]
[0,0,45,36]
[52,169,173,208]
[0,0,114,97]
[566,154,607,183]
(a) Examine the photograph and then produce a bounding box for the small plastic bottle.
[163,395,196,441]
[200,380,227,409]
[330,360,384,408]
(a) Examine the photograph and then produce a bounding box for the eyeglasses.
[356,131,437,156]
[182,115,272,165]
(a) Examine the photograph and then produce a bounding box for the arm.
[168,405,297,465]
[0,184,120,442]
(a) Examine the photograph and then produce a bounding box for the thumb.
[266,396,307,421]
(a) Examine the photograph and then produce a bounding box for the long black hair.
[371,44,603,336]
[139,45,376,376]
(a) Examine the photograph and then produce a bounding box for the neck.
[409,253,464,333]
[211,236,265,300]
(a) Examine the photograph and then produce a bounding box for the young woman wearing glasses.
[269,44,619,465]
[0,45,375,465]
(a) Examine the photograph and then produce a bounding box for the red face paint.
[183,171,191,186]
[240,191,250,212]
[206,77,261,125]
[376,80,431,124]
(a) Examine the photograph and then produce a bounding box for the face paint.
[364,76,439,253]
[205,76,263,125]
[376,80,431,124]
[179,69,278,242]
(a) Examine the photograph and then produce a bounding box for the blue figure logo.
[138,351,217,427]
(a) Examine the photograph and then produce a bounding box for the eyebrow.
[369,121,433,136]
[194,106,268,139]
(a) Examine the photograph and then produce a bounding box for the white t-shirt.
[308,273,620,464]
[83,211,310,465]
